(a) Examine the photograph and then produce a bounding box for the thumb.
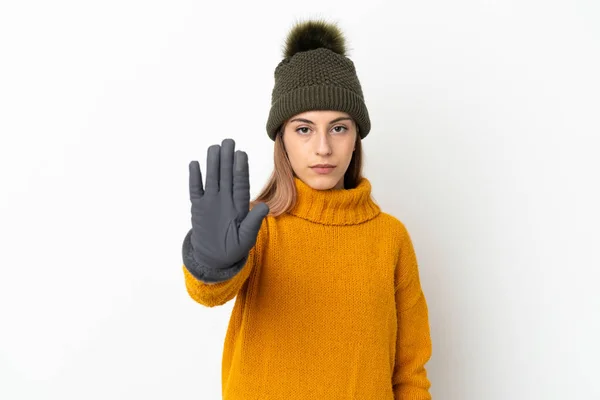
[238,202,269,249]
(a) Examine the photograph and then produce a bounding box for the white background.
[1,0,599,399]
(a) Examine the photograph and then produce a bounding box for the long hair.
[250,123,364,217]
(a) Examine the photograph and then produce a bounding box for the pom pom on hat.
[283,19,346,58]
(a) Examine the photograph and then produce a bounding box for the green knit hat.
[266,20,371,141]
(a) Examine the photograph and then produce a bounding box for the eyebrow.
[288,117,353,125]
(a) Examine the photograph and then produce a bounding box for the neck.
[287,176,381,226]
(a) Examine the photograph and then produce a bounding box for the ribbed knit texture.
[182,176,432,399]
[266,47,371,141]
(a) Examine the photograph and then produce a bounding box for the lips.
[311,165,335,174]
[310,164,335,168]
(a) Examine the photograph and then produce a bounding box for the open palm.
[186,138,269,279]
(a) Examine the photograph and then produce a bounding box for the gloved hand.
[182,138,270,283]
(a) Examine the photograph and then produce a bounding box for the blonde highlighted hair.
[250,124,365,217]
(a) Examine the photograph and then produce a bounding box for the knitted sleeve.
[392,223,432,400]
[182,217,268,308]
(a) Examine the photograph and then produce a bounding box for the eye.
[332,125,348,133]
[296,127,311,135]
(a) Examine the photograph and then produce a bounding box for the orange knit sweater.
[182,176,432,399]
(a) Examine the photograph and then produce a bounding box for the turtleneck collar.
[287,176,381,226]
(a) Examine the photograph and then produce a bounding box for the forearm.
[182,262,250,307]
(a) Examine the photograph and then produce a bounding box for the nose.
[315,130,332,156]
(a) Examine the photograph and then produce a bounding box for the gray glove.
[182,138,269,283]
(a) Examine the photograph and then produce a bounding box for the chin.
[305,175,343,190]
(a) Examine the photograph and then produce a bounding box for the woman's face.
[282,110,357,190]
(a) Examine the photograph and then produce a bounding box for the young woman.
[181,20,432,400]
